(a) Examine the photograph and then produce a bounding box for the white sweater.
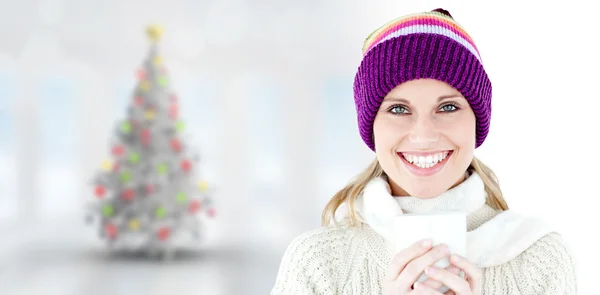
[271,174,577,294]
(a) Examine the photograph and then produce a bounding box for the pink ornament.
[105,223,118,239]
[157,227,170,241]
[94,186,106,198]
[207,208,217,218]
[170,138,181,152]
[122,189,135,201]
[181,159,192,172]
[188,200,201,214]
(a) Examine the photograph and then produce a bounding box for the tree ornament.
[120,122,132,134]
[134,96,144,106]
[158,76,168,87]
[112,145,125,156]
[169,103,178,119]
[136,68,146,81]
[102,205,114,217]
[157,163,168,175]
[145,183,155,195]
[128,152,141,164]
[105,223,118,239]
[122,189,135,201]
[198,181,209,192]
[120,170,132,183]
[141,128,151,146]
[140,80,150,92]
[188,200,201,213]
[100,160,113,172]
[128,219,140,231]
[207,207,217,218]
[146,24,164,42]
[153,56,163,66]
[155,207,166,218]
[175,120,185,132]
[181,159,192,172]
[170,138,182,152]
[94,185,106,198]
[144,109,156,120]
[157,227,170,241]
[176,192,187,203]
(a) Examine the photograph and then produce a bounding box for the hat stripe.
[362,13,481,61]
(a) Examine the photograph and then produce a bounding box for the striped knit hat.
[353,8,492,151]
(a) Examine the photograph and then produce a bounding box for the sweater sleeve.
[270,226,353,295]
[510,232,577,295]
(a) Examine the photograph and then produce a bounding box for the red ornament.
[94,186,106,198]
[136,68,146,80]
[207,208,217,218]
[141,129,151,146]
[157,227,170,241]
[134,96,144,106]
[188,200,201,213]
[170,138,182,152]
[145,184,155,195]
[181,159,192,172]
[112,162,120,172]
[169,104,178,120]
[105,223,118,239]
[122,189,135,201]
[112,145,125,156]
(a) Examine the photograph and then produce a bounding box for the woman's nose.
[407,116,440,148]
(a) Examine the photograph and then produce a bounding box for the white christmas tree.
[85,25,216,258]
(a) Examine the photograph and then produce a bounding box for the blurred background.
[0,0,598,294]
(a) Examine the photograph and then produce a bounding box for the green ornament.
[175,121,185,132]
[158,76,168,87]
[129,152,140,164]
[176,192,187,203]
[102,205,114,217]
[120,171,132,183]
[157,163,168,174]
[120,121,132,134]
[155,207,166,218]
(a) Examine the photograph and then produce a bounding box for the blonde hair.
[321,157,508,227]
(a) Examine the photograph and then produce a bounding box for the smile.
[397,150,453,176]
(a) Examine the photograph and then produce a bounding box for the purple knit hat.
[353,8,492,151]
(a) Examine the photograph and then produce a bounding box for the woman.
[271,8,576,295]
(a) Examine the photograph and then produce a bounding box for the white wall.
[0,0,596,293]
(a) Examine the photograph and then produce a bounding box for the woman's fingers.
[424,267,471,295]
[385,239,433,281]
[419,266,462,289]
[395,244,451,289]
[412,282,445,295]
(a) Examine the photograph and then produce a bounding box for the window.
[39,73,78,218]
[0,71,16,219]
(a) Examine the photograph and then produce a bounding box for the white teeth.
[401,151,450,169]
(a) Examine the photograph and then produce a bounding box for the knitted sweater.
[271,174,577,294]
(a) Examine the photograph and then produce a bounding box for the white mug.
[391,211,467,293]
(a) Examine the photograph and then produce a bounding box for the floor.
[0,216,294,295]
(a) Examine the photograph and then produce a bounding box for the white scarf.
[336,172,554,268]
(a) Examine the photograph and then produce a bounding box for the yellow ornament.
[140,80,150,92]
[153,56,163,66]
[198,181,209,192]
[146,25,164,42]
[100,160,113,171]
[128,219,140,231]
[145,109,156,120]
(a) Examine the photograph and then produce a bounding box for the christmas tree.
[85,24,216,258]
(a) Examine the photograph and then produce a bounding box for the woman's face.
[373,79,476,198]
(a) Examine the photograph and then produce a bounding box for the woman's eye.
[389,105,409,114]
[439,104,458,112]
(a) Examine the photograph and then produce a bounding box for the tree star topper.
[146,24,164,42]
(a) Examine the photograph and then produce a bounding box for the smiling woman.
[271,8,576,295]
